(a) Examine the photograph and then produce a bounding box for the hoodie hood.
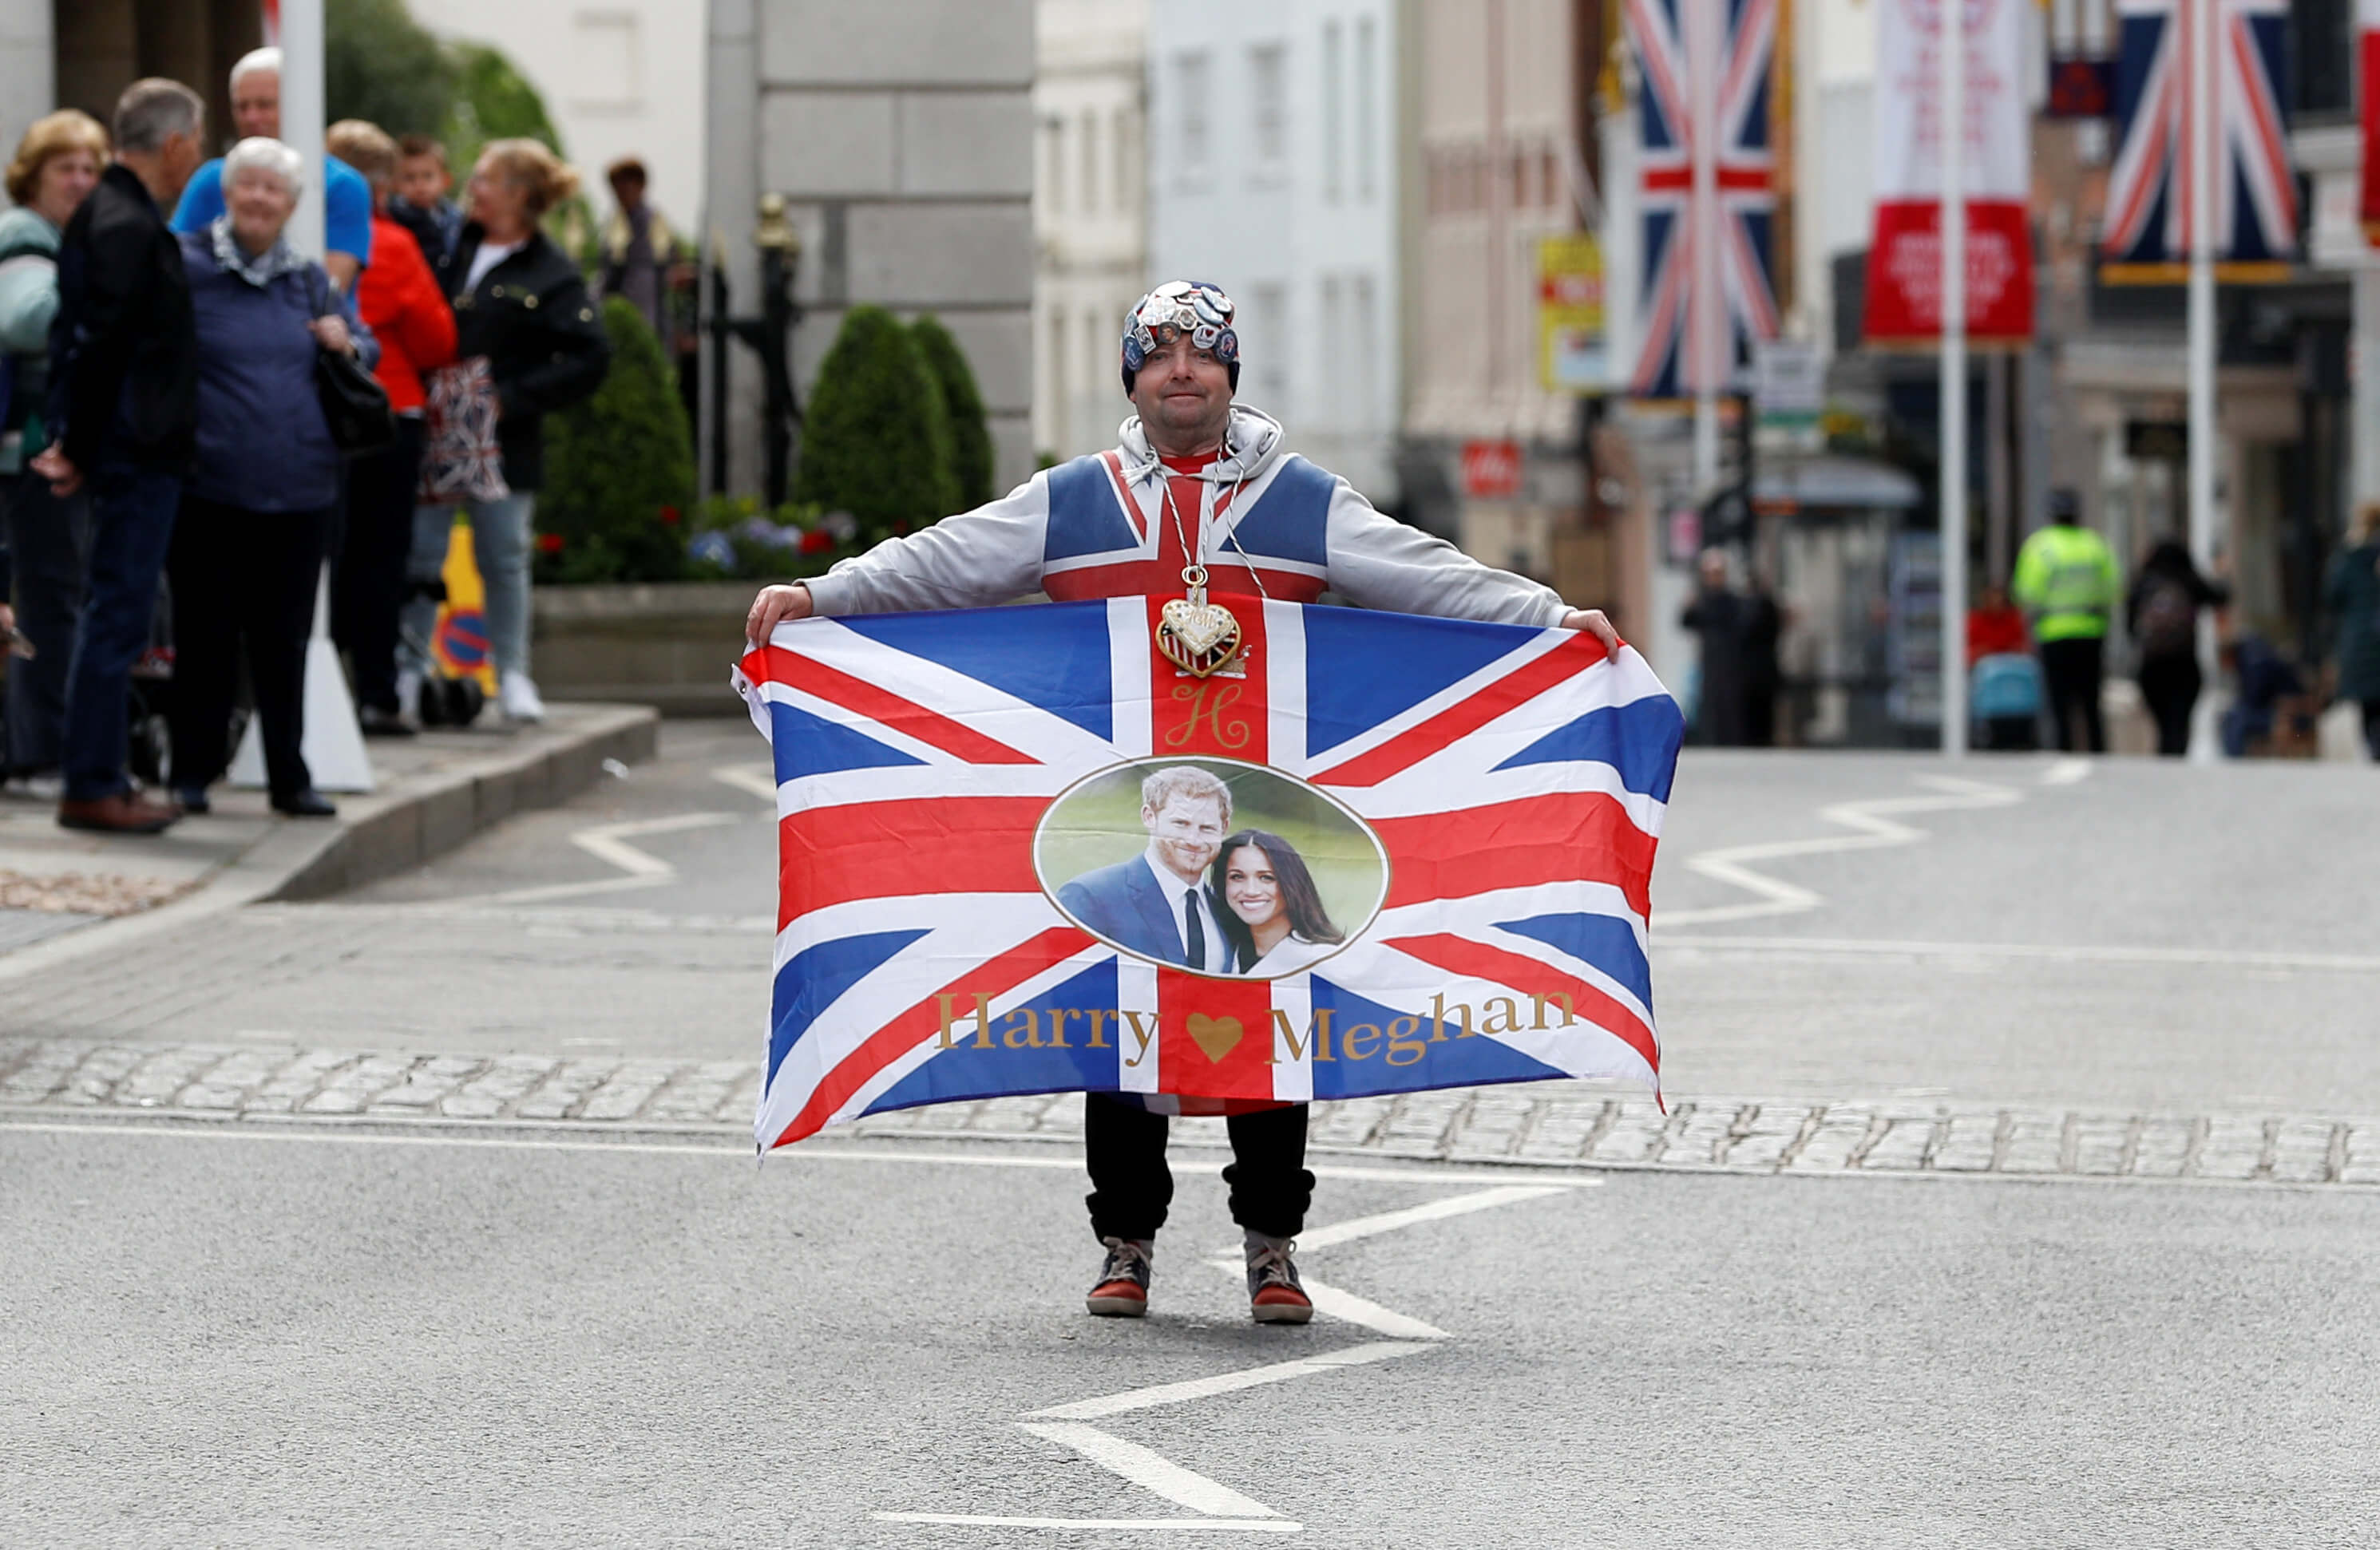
[1115,403,1287,487]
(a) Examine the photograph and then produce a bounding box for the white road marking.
[1017,1421,1285,1519]
[873,1516,1299,1533]
[1662,775,2022,927]
[1292,1276,1451,1340]
[1275,1183,1572,1250]
[1655,934,2380,975]
[424,812,748,907]
[2041,757,2093,785]
[570,811,746,876]
[711,765,780,802]
[1027,1342,1432,1421]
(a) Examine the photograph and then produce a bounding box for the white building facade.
[404,0,707,232]
[1034,0,1150,462]
[1145,0,1401,504]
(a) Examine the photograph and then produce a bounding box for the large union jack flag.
[733,599,1685,1150]
[2101,0,2296,274]
[1625,0,1779,399]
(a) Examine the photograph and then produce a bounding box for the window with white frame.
[1175,52,1211,182]
[1321,20,1343,201]
[1112,106,1138,212]
[566,10,640,112]
[1249,44,1287,174]
[1351,272,1377,431]
[1318,275,1344,429]
[1042,115,1065,214]
[1249,283,1289,409]
[1355,16,1377,200]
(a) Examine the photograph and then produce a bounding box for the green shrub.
[909,314,994,508]
[537,298,695,583]
[794,306,958,544]
[327,0,454,136]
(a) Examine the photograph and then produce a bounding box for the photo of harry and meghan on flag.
[1037,761,1388,981]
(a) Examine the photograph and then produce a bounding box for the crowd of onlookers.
[1681,488,2380,760]
[0,49,612,834]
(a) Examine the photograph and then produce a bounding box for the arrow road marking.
[1027,1341,1432,1422]
[453,812,746,907]
[874,1182,1577,1531]
[874,1515,1301,1533]
[1661,774,2024,927]
[1016,1422,1287,1519]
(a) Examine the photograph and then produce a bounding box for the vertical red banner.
[1146,597,1270,764]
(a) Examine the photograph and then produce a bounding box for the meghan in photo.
[1212,828,1345,976]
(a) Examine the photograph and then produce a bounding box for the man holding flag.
[746,281,1618,1323]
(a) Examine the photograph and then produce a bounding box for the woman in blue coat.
[171,137,374,817]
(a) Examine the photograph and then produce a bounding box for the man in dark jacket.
[30,79,204,833]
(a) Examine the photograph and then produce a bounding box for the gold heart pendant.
[1185,1012,1244,1062]
[1156,597,1245,678]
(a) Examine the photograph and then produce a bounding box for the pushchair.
[1970,652,2043,751]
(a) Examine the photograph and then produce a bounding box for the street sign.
[1460,439,1524,498]
[1536,234,1610,394]
[1750,338,1824,425]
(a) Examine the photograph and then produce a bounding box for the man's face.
[1142,794,1226,882]
[159,122,205,203]
[396,153,449,208]
[232,69,279,139]
[1128,335,1233,450]
[610,172,646,211]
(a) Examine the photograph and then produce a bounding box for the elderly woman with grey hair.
[169,136,375,819]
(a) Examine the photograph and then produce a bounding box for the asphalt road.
[12,728,2380,1544]
[9,1121,2378,1548]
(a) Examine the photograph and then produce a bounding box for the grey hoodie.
[804,402,1568,627]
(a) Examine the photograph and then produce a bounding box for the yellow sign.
[430,516,500,693]
[1537,234,1608,394]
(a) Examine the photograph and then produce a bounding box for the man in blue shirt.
[171,47,371,291]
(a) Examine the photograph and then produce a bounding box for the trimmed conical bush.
[795,305,959,542]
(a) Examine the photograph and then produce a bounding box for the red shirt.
[1966,603,2030,665]
[356,213,457,413]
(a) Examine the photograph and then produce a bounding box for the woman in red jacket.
[327,119,457,735]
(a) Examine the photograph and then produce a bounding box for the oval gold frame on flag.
[1032,756,1391,983]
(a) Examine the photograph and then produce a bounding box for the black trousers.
[1083,1093,1315,1243]
[167,497,329,797]
[2136,654,2200,757]
[331,416,424,714]
[2037,637,2106,753]
[2364,700,2380,762]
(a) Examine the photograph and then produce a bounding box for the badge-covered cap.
[1122,280,1239,389]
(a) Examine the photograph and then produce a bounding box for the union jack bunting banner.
[733,600,1685,1150]
[1624,0,1780,399]
[2101,0,2296,281]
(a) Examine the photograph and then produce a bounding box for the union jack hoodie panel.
[802,405,1570,628]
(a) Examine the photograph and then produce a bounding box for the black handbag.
[309,271,396,457]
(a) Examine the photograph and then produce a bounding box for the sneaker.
[1086,1236,1154,1318]
[4,771,64,801]
[1245,1232,1313,1325]
[358,704,418,738]
[498,670,546,724]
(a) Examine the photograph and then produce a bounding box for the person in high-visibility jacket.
[2011,489,2121,753]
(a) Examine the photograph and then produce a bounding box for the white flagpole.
[1939,0,1968,757]
[2185,0,2220,761]
[1690,0,1721,500]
